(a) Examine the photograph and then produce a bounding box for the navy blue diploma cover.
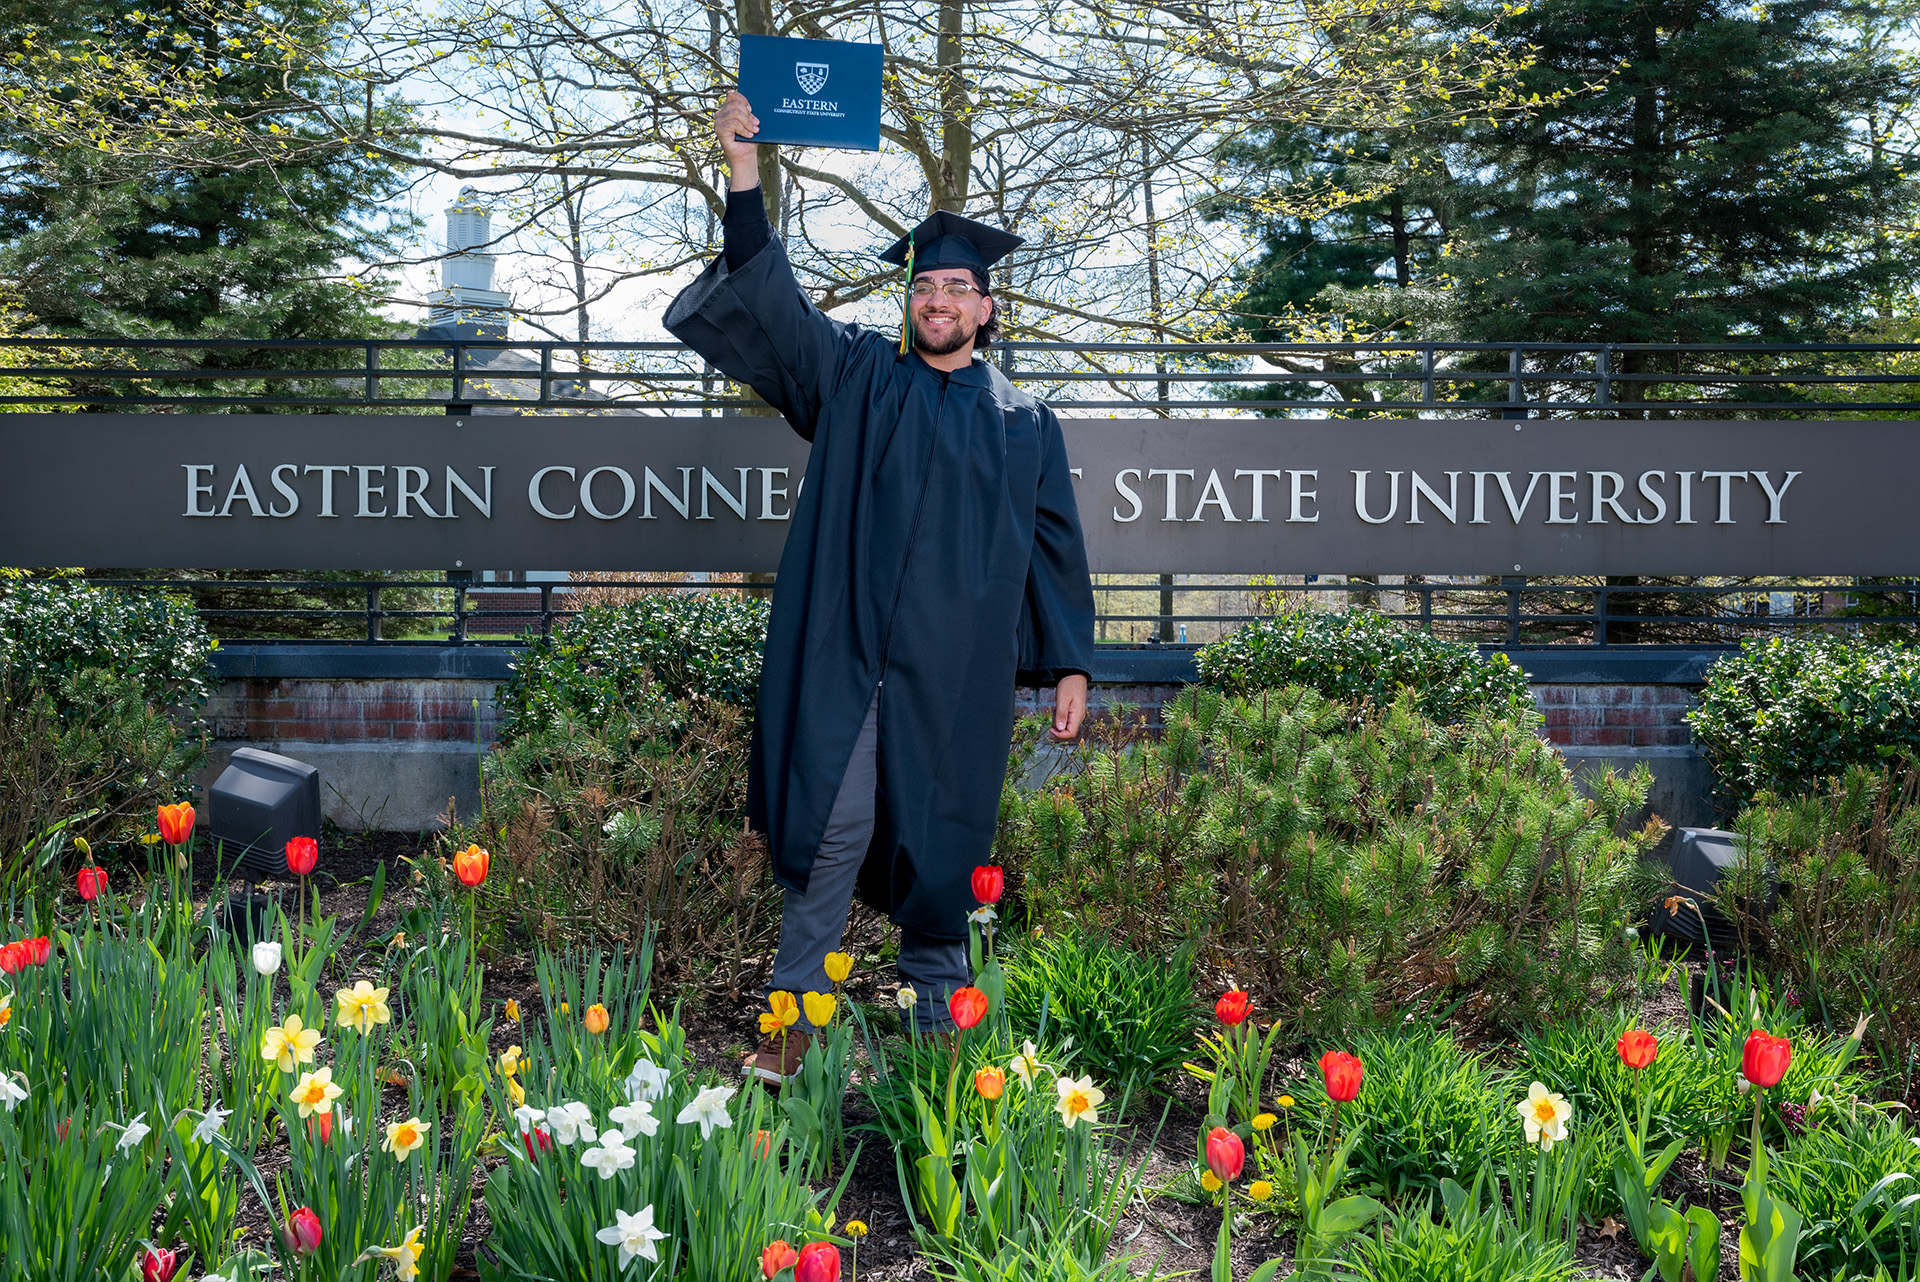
[736,34,883,151]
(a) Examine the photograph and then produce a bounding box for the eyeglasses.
[909,280,980,300]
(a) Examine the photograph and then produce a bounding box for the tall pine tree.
[0,0,413,340]
[1421,0,1907,348]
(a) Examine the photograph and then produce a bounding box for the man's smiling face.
[909,270,994,357]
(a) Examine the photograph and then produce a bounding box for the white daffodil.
[675,1084,736,1139]
[1010,1040,1052,1089]
[608,1100,660,1140]
[191,1104,231,1145]
[251,939,283,976]
[546,1100,597,1146]
[512,1104,546,1135]
[624,1057,671,1103]
[967,906,998,925]
[0,1073,26,1111]
[595,1205,668,1270]
[117,1112,152,1152]
[1518,1081,1572,1151]
[896,985,918,1011]
[580,1132,637,1180]
[1054,1075,1105,1128]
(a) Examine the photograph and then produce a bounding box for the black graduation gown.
[664,235,1094,939]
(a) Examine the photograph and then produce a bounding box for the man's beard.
[912,311,978,357]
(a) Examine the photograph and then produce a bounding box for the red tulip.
[141,1246,181,1282]
[76,866,106,902]
[1204,1125,1246,1182]
[1742,1030,1792,1089]
[521,1126,553,1160]
[1319,1050,1364,1102]
[761,1241,800,1279]
[795,1242,841,1282]
[285,836,319,877]
[0,943,22,974]
[971,865,1005,905]
[283,1206,323,1256]
[1617,1029,1658,1070]
[156,802,195,847]
[948,986,989,1030]
[309,1111,334,1144]
[24,936,48,966]
[1215,990,1251,1026]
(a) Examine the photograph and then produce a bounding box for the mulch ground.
[182,830,1743,1280]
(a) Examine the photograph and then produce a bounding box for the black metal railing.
[64,574,1920,652]
[4,337,1920,415]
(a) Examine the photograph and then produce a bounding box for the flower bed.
[2,802,1915,1282]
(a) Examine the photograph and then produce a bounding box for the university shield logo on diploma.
[795,62,829,95]
[736,33,883,150]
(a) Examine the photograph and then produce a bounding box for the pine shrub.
[997,685,1665,1040]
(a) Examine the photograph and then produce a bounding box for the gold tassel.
[897,231,916,355]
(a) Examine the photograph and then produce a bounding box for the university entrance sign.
[0,413,1905,575]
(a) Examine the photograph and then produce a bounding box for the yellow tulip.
[503,998,521,1023]
[803,991,837,1027]
[823,951,854,984]
[767,991,800,1027]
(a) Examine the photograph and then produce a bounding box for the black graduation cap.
[879,210,1024,288]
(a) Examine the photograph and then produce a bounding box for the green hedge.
[1687,634,1920,806]
[0,579,214,715]
[496,594,770,743]
[1194,610,1533,725]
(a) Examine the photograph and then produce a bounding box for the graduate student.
[664,90,1094,1081]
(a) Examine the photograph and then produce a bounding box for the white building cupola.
[426,186,511,338]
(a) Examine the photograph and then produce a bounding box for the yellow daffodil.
[503,998,520,1023]
[1054,1074,1105,1128]
[355,1226,425,1280]
[1252,1112,1277,1131]
[823,951,854,984]
[498,1045,523,1078]
[506,1075,526,1108]
[1201,1170,1224,1193]
[803,991,837,1027]
[291,1066,343,1118]
[262,1013,322,1073]
[1249,1179,1274,1202]
[1518,1080,1572,1151]
[335,980,392,1033]
[383,1115,430,1162]
[0,993,11,1029]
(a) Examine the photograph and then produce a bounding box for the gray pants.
[767,690,970,1035]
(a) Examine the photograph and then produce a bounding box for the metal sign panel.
[0,413,1910,575]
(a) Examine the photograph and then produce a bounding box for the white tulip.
[251,939,283,976]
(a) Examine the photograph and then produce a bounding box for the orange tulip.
[583,1003,610,1034]
[157,802,195,847]
[761,1241,799,1279]
[974,1066,1006,1100]
[452,843,490,887]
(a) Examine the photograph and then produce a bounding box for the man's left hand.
[1051,673,1088,740]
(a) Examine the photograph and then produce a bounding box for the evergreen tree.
[1414,0,1909,349]
[0,0,413,341]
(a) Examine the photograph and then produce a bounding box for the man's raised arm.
[661,91,862,440]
